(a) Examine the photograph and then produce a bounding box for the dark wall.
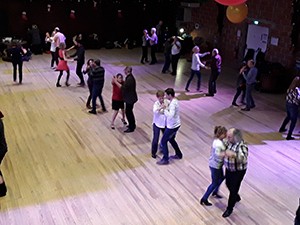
[0,0,179,46]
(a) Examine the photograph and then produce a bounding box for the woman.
[83,59,94,109]
[7,42,24,84]
[200,126,227,206]
[279,76,300,140]
[55,43,72,87]
[185,46,209,92]
[45,31,58,69]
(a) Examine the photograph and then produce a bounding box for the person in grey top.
[241,59,257,111]
[140,29,149,64]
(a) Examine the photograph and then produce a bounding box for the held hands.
[225,150,236,158]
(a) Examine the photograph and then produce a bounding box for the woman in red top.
[111,73,126,129]
[56,43,72,87]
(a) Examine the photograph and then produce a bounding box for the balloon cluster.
[215,0,248,24]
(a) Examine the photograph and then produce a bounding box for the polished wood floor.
[0,48,299,225]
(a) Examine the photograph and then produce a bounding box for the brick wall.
[191,0,294,68]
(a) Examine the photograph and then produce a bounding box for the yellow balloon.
[226,3,248,23]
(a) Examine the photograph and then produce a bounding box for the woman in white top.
[185,46,209,92]
[151,90,169,158]
[45,31,58,68]
[200,126,227,206]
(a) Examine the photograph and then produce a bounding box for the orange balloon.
[226,3,248,24]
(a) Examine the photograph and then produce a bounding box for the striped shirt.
[286,87,300,105]
[224,140,248,171]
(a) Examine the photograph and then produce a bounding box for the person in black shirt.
[70,39,85,86]
[7,42,24,84]
[88,59,107,114]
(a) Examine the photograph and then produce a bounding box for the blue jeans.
[161,126,182,161]
[185,69,201,90]
[280,102,299,137]
[151,123,165,156]
[202,167,224,200]
[245,83,255,109]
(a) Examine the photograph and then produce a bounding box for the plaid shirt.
[224,140,248,172]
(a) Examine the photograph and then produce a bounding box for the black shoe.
[185,88,190,92]
[0,182,7,197]
[279,128,287,133]
[250,105,256,109]
[88,110,97,114]
[205,93,214,97]
[286,136,295,140]
[140,61,144,64]
[241,107,250,111]
[169,155,182,160]
[65,82,70,87]
[156,159,169,165]
[151,154,157,159]
[124,128,134,133]
[232,103,238,106]
[200,199,212,206]
[56,83,61,87]
[236,195,241,202]
[222,209,233,218]
[212,193,223,199]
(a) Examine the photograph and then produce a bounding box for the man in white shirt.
[147,28,158,65]
[171,36,181,76]
[53,27,66,67]
[157,88,183,165]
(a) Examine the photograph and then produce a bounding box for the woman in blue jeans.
[200,126,227,206]
[279,77,300,140]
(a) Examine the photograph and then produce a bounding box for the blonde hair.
[156,90,164,97]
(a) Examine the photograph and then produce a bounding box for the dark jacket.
[91,66,105,84]
[71,45,85,64]
[7,46,23,63]
[122,73,138,104]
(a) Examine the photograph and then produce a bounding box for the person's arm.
[198,52,210,58]
[164,100,176,118]
[113,76,122,88]
[195,54,208,69]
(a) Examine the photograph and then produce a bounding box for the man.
[88,59,107,114]
[241,59,257,111]
[114,66,138,133]
[222,128,248,218]
[206,48,222,97]
[0,111,8,197]
[157,88,183,165]
[170,36,181,76]
[53,27,66,69]
[70,39,85,86]
[147,28,158,65]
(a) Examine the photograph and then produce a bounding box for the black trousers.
[225,169,246,211]
[232,86,246,104]
[171,53,180,75]
[12,61,23,83]
[150,45,157,64]
[125,102,136,131]
[51,51,58,67]
[208,70,220,95]
[76,62,85,84]
[141,46,148,63]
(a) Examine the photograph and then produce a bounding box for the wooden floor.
[0,48,299,225]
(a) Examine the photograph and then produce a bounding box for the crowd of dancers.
[2,23,300,220]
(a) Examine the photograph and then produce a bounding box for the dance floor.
[0,48,299,224]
